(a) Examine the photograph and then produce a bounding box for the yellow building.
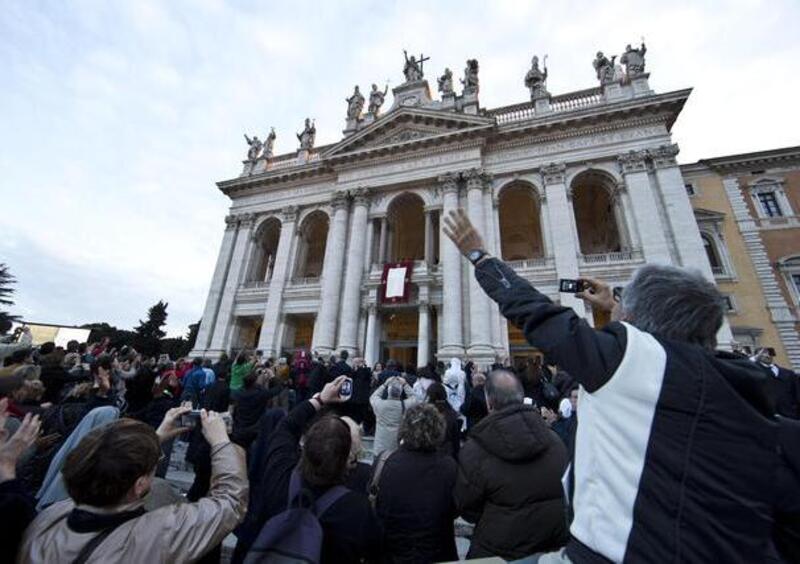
[684,146,800,370]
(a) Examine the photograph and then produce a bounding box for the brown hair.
[63,418,160,507]
[300,416,351,487]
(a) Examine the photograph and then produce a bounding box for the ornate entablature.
[218,43,688,204]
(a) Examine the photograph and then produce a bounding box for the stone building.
[190,49,732,368]
[683,146,800,369]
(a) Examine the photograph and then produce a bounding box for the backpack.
[244,469,349,564]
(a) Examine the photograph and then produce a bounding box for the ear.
[132,473,153,500]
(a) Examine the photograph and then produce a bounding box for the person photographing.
[443,208,786,563]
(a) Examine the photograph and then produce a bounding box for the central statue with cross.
[402,49,429,83]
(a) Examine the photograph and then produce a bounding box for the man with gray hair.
[454,368,568,560]
[443,208,783,563]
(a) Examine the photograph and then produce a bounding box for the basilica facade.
[190,48,729,367]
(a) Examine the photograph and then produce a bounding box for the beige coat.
[370,382,418,456]
[18,441,248,564]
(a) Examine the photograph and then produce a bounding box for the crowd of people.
[0,207,799,563]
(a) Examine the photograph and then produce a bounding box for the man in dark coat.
[753,347,800,419]
[444,208,787,563]
[454,369,568,560]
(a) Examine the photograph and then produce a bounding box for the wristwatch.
[467,249,488,265]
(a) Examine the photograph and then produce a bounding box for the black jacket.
[475,256,782,563]
[460,384,488,430]
[351,366,373,405]
[232,385,283,437]
[455,403,568,560]
[232,401,380,563]
[765,365,800,419]
[375,448,458,564]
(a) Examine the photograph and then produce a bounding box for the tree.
[80,322,135,349]
[0,263,20,328]
[186,320,200,352]
[133,300,168,357]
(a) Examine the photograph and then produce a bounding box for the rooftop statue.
[402,49,428,82]
[461,59,479,94]
[243,133,262,161]
[345,85,365,120]
[263,127,276,159]
[368,83,388,116]
[438,68,454,96]
[620,41,647,77]
[593,51,617,85]
[524,54,549,99]
[296,118,316,150]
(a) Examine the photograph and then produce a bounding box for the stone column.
[256,206,298,357]
[417,302,431,367]
[378,216,388,264]
[483,189,502,352]
[312,192,350,355]
[649,144,712,274]
[618,150,672,264]
[651,144,734,348]
[424,209,434,264]
[465,169,495,361]
[364,304,378,367]
[192,215,239,354]
[208,213,255,354]
[336,188,371,355]
[438,173,465,358]
[363,217,374,274]
[542,163,585,316]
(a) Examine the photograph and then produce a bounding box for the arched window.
[498,183,544,260]
[247,218,281,283]
[570,170,624,255]
[294,211,329,279]
[701,233,722,272]
[387,193,425,261]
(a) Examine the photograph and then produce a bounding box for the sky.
[1,0,799,336]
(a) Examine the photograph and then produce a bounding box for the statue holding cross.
[402,50,429,83]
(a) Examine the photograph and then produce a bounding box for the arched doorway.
[247,217,281,283]
[498,183,545,260]
[570,170,625,255]
[294,210,329,279]
[387,193,425,262]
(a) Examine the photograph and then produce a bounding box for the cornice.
[698,145,800,173]
[486,115,664,154]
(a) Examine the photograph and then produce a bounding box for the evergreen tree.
[186,320,200,351]
[0,263,20,327]
[133,300,168,357]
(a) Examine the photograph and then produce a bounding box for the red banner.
[380,261,414,303]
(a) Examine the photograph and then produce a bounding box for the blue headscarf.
[36,405,120,510]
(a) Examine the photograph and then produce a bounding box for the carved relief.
[438,172,460,195]
[281,205,299,223]
[541,162,567,185]
[224,215,238,229]
[649,144,680,168]
[351,186,372,206]
[331,191,350,211]
[464,168,492,192]
[617,150,648,174]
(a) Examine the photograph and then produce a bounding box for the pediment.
[693,207,726,222]
[322,107,494,159]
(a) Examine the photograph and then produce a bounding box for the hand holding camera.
[320,375,353,404]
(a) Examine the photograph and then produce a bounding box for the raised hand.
[442,209,487,261]
[0,412,41,482]
[576,277,616,313]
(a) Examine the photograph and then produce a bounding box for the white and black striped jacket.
[475,257,781,563]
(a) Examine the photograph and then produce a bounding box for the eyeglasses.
[612,286,624,303]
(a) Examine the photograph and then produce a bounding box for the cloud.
[0,0,798,336]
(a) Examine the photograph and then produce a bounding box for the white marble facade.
[190,64,731,366]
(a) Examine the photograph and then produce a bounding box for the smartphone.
[340,377,353,399]
[559,278,586,293]
[180,411,233,433]
[523,397,534,406]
